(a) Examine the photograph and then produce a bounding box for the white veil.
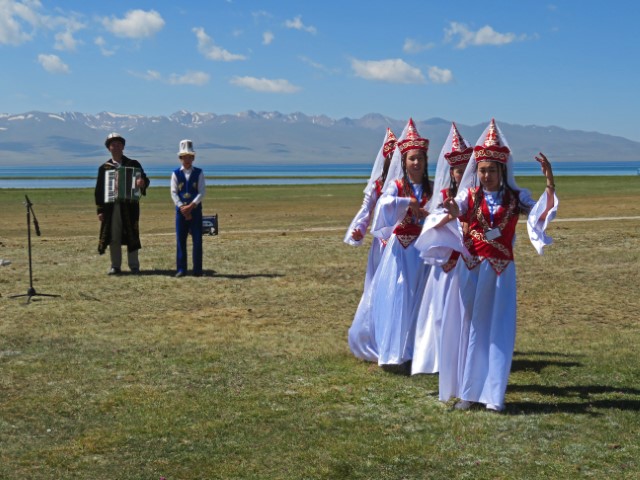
[364,129,394,195]
[380,121,411,194]
[427,123,472,213]
[458,119,527,195]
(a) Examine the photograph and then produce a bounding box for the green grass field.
[1,177,639,479]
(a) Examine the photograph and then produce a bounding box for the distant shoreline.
[2,173,639,181]
[1,160,639,188]
[0,175,369,181]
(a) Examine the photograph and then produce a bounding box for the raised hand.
[535,152,555,188]
[443,197,460,219]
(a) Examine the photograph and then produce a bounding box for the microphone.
[24,195,41,236]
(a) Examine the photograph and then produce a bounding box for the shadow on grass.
[506,395,640,416]
[380,361,412,376]
[513,350,585,358]
[506,351,640,414]
[511,384,640,398]
[511,358,582,373]
[511,350,583,373]
[135,269,284,279]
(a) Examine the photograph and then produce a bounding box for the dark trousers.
[176,207,203,274]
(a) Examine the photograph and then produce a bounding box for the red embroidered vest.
[392,179,428,248]
[462,187,520,275]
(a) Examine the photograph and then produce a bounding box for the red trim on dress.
[374,178,384,197]
[392,179,429,249]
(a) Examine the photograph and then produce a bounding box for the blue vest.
[174,167,202,211]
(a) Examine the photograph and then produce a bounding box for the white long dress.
[411,191,463,376]
[369,180,431,366]
[346,182,386,362]
[419,187,558,407]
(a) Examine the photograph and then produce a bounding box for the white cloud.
[299,55,338,75]
[168,71,210,86]
[403,38,435,54]
[94,36,115,56]
[428,66,453,84]
[351,58,425,84]
[0,0,41,45]
[54,29,78,51]
[37,53,70,74]
[284,15,316,34]
[193,26,246,61]
[102,9,164,39]
[130,69,162,81]
[230,76,300,93]
[262,31,274,45]
[252,10,272,22]
[444,22,527,49]
[1,1,86,50]
[52,16,85,51]
[129,69,210,86]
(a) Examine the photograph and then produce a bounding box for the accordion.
[104,167,142,203]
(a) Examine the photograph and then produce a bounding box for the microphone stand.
[10,195,60,304]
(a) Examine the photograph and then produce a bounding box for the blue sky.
[2,0,639,142]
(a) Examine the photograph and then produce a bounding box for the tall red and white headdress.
[397,118,429,155]
[382,128,398,159]
[445,123,473,167]
[473,118,510,164]
[382,118,429,193]
[428,122,472,212]
[458,118,524,194]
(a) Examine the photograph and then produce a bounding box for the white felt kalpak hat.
[178,139,196,157]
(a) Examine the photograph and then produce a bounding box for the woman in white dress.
[419,119,558,411]
[369,118,432,368]
[411,123,472,377]
[346,128,397,362]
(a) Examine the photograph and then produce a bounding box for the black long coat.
[94,156,150,254]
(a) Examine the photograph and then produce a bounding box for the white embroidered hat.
[178,139,196,157]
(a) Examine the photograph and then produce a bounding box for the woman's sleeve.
[343,189,379,246]
[370,183,411,240]
[415,189,470,264]
[523,189,559,255]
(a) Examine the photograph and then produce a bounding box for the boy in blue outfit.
[170,140,206,277]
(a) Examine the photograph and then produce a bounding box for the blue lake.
[0,161,639,189]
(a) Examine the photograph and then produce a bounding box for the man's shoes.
[130,268,140,275]
[108,267,121,275]
[193,271,203,277]
[175,271,185,278]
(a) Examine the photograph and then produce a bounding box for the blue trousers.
[176,207,203,274]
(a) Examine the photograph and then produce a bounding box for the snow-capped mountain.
[0,111,637,166]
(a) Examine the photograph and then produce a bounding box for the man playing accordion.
[94,132,150,275]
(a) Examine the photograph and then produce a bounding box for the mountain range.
[1,110,638,166]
